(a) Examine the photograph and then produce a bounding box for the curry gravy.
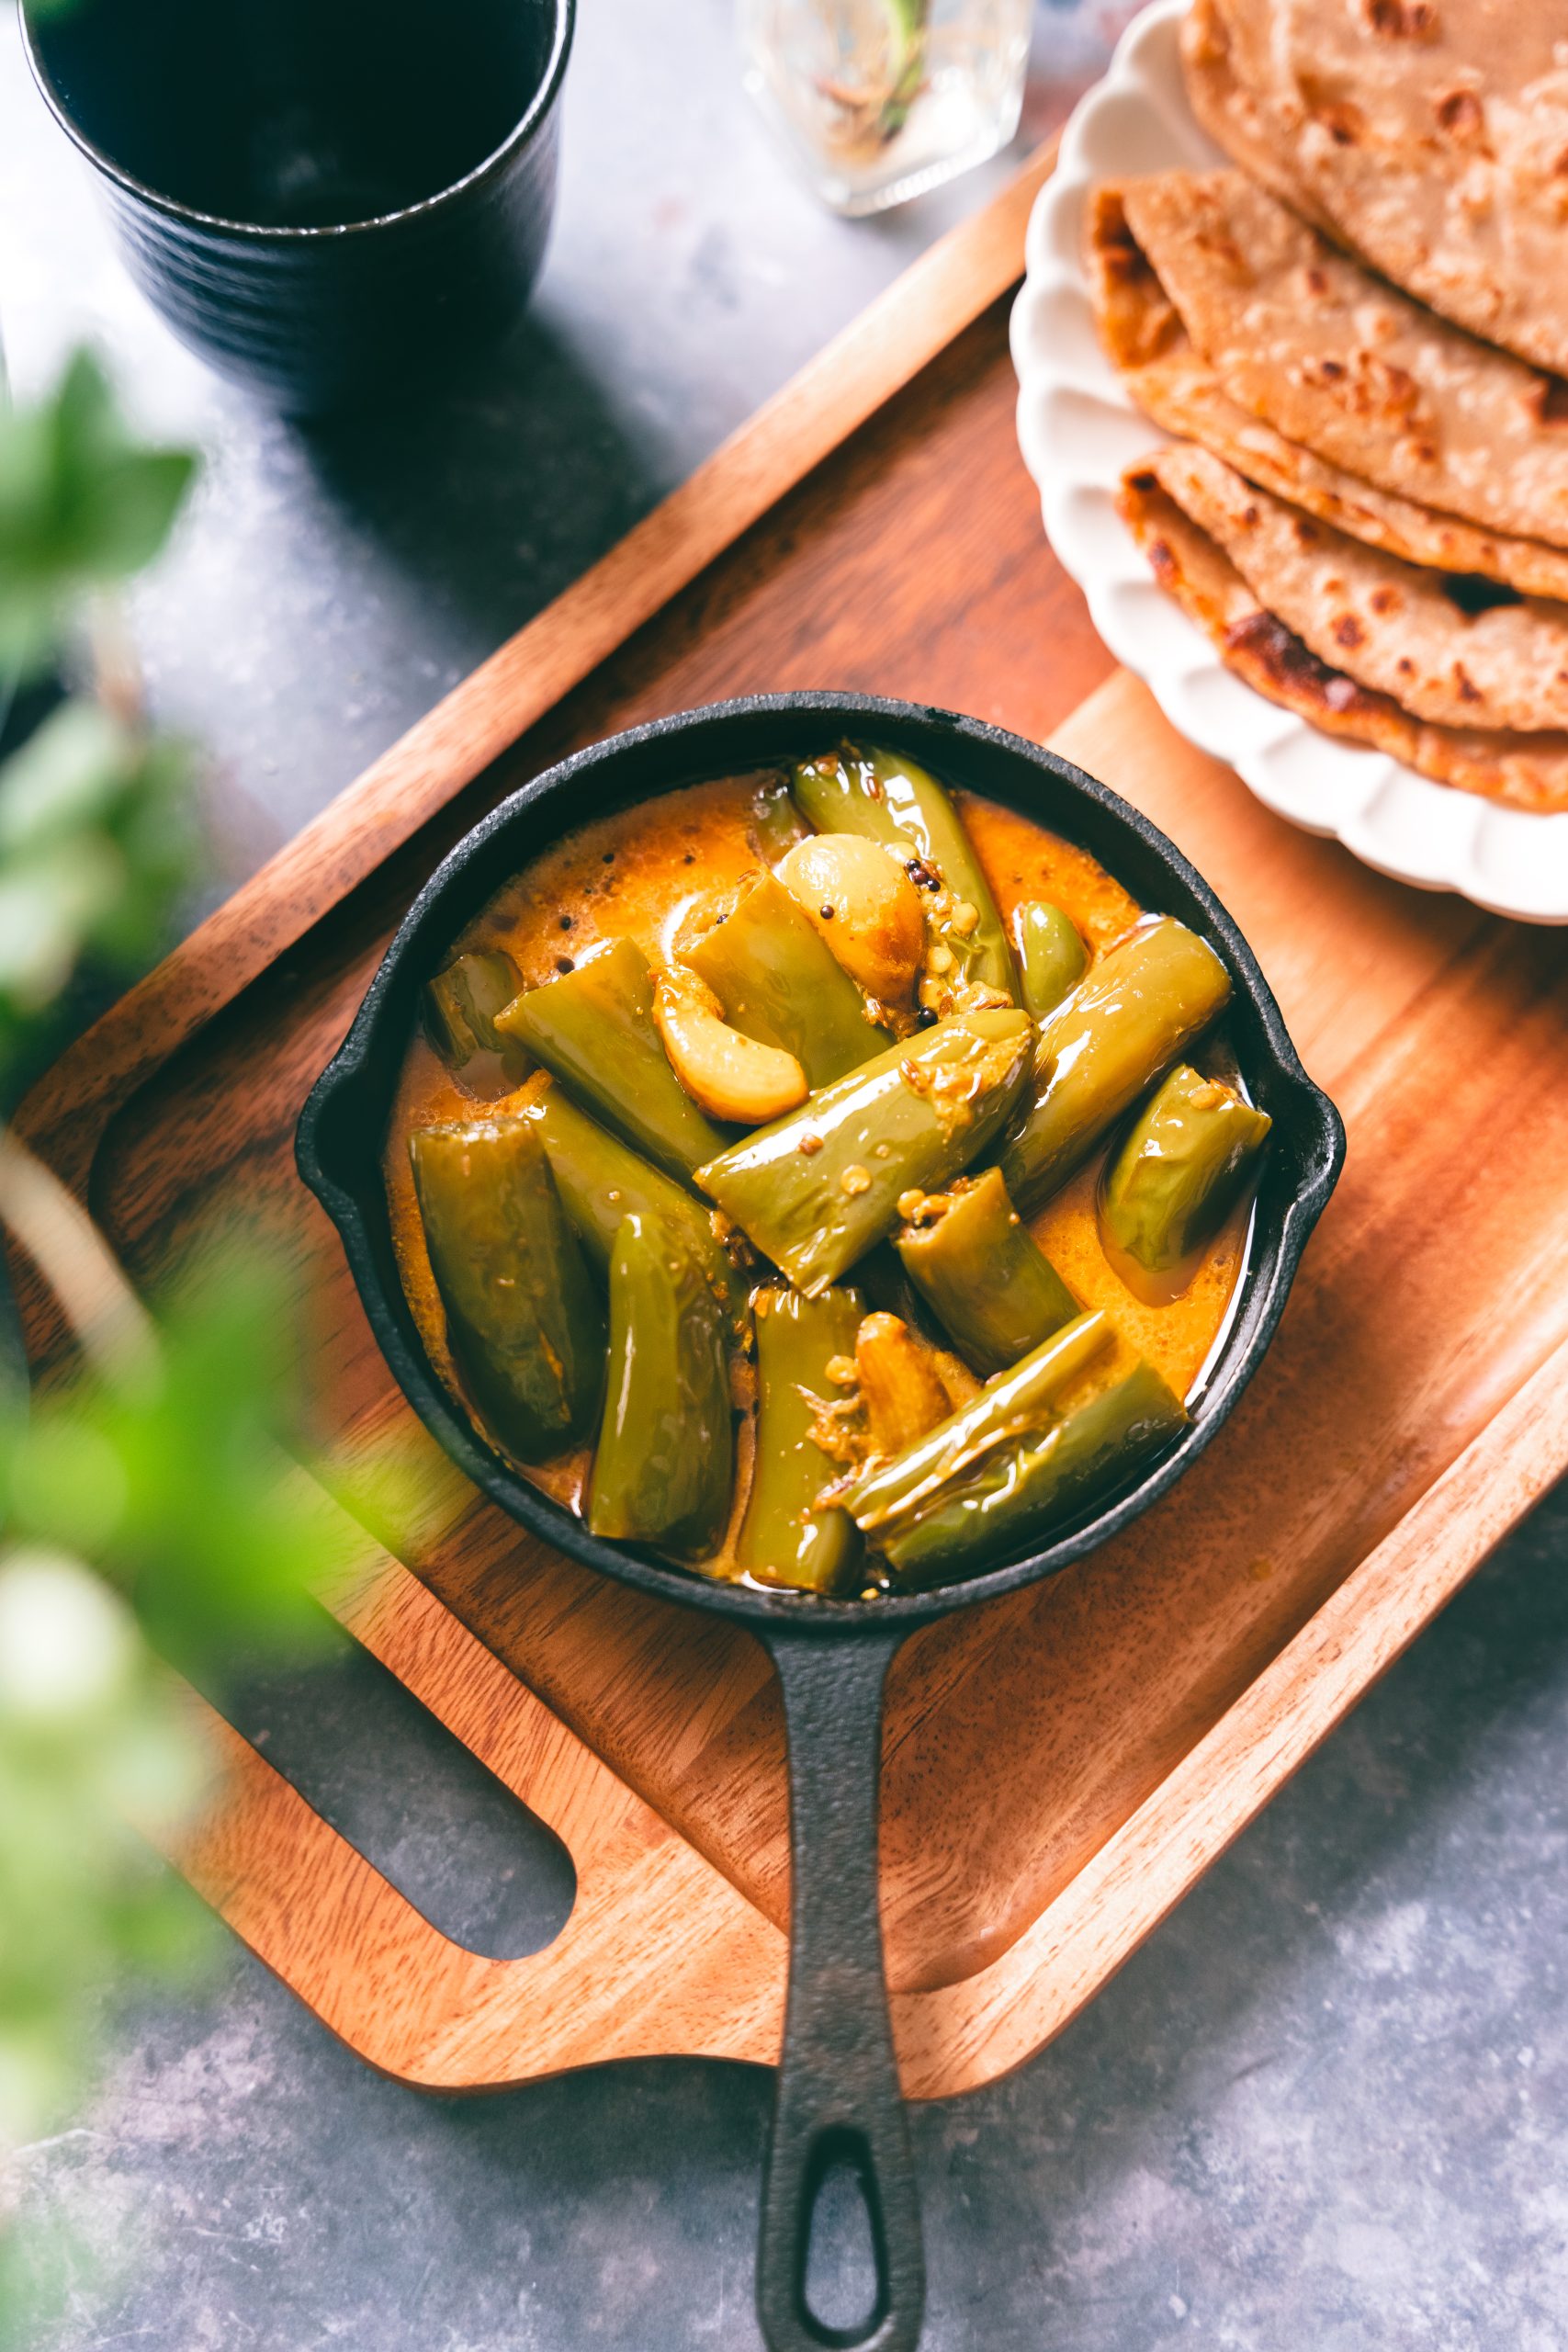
[384,775,1251,1560]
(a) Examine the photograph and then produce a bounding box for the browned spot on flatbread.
[1434,87,1486,143]
[1365,0,1437,35]
[1193,225,1250,283]
[1366,358,1421,418]
[1453,664,1483,704]
[1334,614,1366,650]
[1300,351,1426,429]
[1224,611,1382,718]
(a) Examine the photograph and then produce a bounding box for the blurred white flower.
[0,1547,138,1723]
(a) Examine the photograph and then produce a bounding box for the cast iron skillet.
[297,694,1344,2352]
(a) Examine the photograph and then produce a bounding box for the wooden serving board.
[15,142,1568,2101]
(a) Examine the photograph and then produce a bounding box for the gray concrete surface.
[6,2,1568,2346]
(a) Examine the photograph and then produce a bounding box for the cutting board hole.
[211,1613,576,1958]
[802,2134,882,2342]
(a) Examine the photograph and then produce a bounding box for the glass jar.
[739,0,1032,217]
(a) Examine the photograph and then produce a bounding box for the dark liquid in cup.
[33,0,552,227]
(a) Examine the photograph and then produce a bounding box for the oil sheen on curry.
[385,746,1268,1595]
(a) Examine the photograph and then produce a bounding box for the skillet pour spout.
[296,694,1345,2352]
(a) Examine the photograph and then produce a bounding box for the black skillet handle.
[755,1623,925,2352]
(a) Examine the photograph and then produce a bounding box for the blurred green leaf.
[0,353,196,677]
[0,1241,342,1680]
[0,341,289,2337]
[0,700,194,1098]
[0,1548,215,2157]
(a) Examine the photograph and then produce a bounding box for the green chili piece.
[587,1210,733,1561]
[874,1360,1190,1583]
[998,917,1232,1215]
[521,1080,746,1338]
[1100,1064,1271,1273]
[497,937,732,1188]
[1013,901,1088,1021]
[844,1314,1188,1583]
[697,1007,1032,1295]
[686,872,883,1089]
[844,1309,1111,1529]
[410,1116,604,1464]
[790,742,1018,1001]
[735,1285,866,1594]
[423,949,530,1098]
[896,1165,1078,1375]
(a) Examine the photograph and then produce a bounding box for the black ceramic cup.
[22,0,574,413]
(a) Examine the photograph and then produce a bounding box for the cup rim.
[20,0,575,242]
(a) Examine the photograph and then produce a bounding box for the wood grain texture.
[163,1527,786,2086]
[15,148,1568,2100]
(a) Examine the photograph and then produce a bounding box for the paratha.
[1150,441,1568,732]
[1118,171,1568,551]
[1179,0,1332,225]
[1117,464,1568,812]
[1182,0,1568,379]
[1085,187,1568,602]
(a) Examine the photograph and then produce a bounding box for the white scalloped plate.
[1010,0,1568,923]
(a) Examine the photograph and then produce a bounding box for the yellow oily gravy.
[383,773,1248,1548]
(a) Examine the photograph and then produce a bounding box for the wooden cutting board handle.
[154,1522,786,2088]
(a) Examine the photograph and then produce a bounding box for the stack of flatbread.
[1090,3,1568,813]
